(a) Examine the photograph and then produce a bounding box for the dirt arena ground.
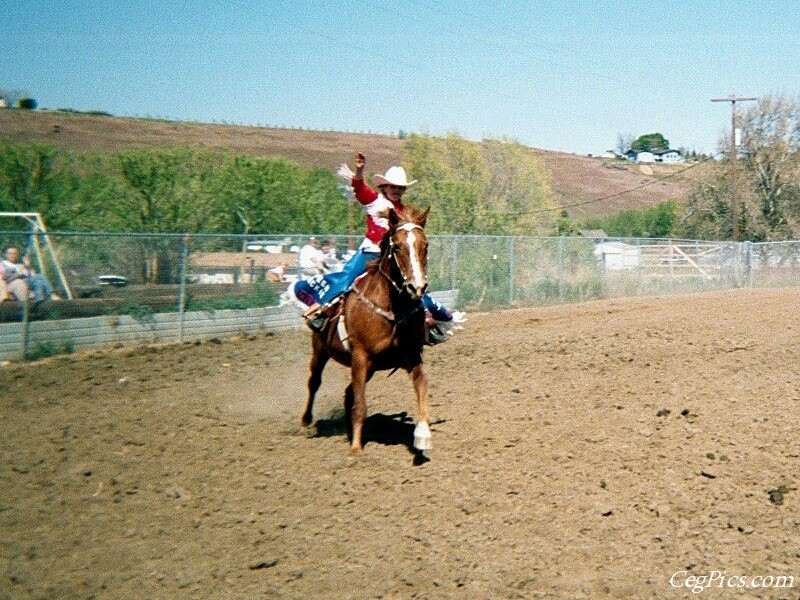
[1,289,798,599]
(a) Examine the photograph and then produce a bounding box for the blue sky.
[2,0,798,156]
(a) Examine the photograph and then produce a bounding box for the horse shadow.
[313,410,438,464]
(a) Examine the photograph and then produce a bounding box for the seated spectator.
[298,237,324,279]
[1,246,52,302]
[0,261,30,302]
[319,240,342,273]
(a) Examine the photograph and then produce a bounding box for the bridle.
[352,221,427,325]
[378,222,428,298]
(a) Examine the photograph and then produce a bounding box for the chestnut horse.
[301,206,433,456]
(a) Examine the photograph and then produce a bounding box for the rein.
[378,223,424,294]
[352,279,423,326]
[353,222,425,326]
[352,284,396,322]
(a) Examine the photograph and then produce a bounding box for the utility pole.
[711,95,757,240]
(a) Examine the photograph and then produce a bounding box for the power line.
[526,155,717,215]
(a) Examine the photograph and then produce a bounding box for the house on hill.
[656,149,684,164]
[0,92,7,109]
[625,149,684,164]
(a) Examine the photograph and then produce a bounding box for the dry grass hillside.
[0,109,706,220]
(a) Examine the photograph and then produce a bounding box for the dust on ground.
[1,289,798,599]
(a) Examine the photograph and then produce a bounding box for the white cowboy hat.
[373,166,417,188]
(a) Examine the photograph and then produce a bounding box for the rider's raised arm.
[354,152,365,179]
[351,152,378,205]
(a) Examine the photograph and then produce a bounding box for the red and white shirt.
[351,177,404,253]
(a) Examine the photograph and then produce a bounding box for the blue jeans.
[308,249,377,305]
[27,273,52,301]
[295,249,452,320]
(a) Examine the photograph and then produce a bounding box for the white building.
[594,241,641,270]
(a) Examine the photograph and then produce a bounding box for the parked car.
[245,240,268,251]
[97,275,129,287]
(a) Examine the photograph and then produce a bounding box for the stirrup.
[303,303,329,333]
[306,316,328,333]
[426,325,449,345]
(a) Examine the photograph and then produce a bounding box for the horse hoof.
[413,436,432,451]
[300,415,312,427]
[348,446,362,458]
[413,422,432,451]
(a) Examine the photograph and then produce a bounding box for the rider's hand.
[355,153,365,170]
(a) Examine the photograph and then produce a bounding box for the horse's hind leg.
[302,339,329,426]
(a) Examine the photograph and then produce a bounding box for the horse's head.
[382,206,430,300]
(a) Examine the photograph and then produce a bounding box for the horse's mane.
[398,205,429,227]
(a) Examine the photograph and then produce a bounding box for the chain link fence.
[2,229,799,357]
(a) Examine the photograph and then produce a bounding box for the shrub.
[25,339,74,361]
[17,97,38,110]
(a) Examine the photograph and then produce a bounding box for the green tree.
[17,97,38,110]
[678,93,800,241]
[0,142,353,234]
[0,141,80,229]
[631,133,670,152]
[556,209,580,236]
[419,180,481,234]
[480,137,556,235]
[402,133,557,235]
[203,154,347,235]
[583,201,678,238]
[113,148,201,233]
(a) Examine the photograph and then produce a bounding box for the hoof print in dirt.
[767,485,794,505]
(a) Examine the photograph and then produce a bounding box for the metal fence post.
[744,241,752,288]
[557,236,565,301]
[668,239,675,292]
[178,234,189,342]
[508,236,515,306]
[19,296,30,360]
[450,236,458,291]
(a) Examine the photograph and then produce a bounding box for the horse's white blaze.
[401,225,426,290]
[413,421,432,450]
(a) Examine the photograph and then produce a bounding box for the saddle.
[304,295,447,346]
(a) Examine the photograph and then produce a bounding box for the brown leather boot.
[426,323,449,345]
[303,303,328,333]
[303,303,322,318]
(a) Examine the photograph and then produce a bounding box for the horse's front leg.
[409,363,432,451]
[348,351,370,456]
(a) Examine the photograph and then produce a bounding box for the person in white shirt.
[298,237,324,279]
[319,240,341,273]
[1,246,52,302]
